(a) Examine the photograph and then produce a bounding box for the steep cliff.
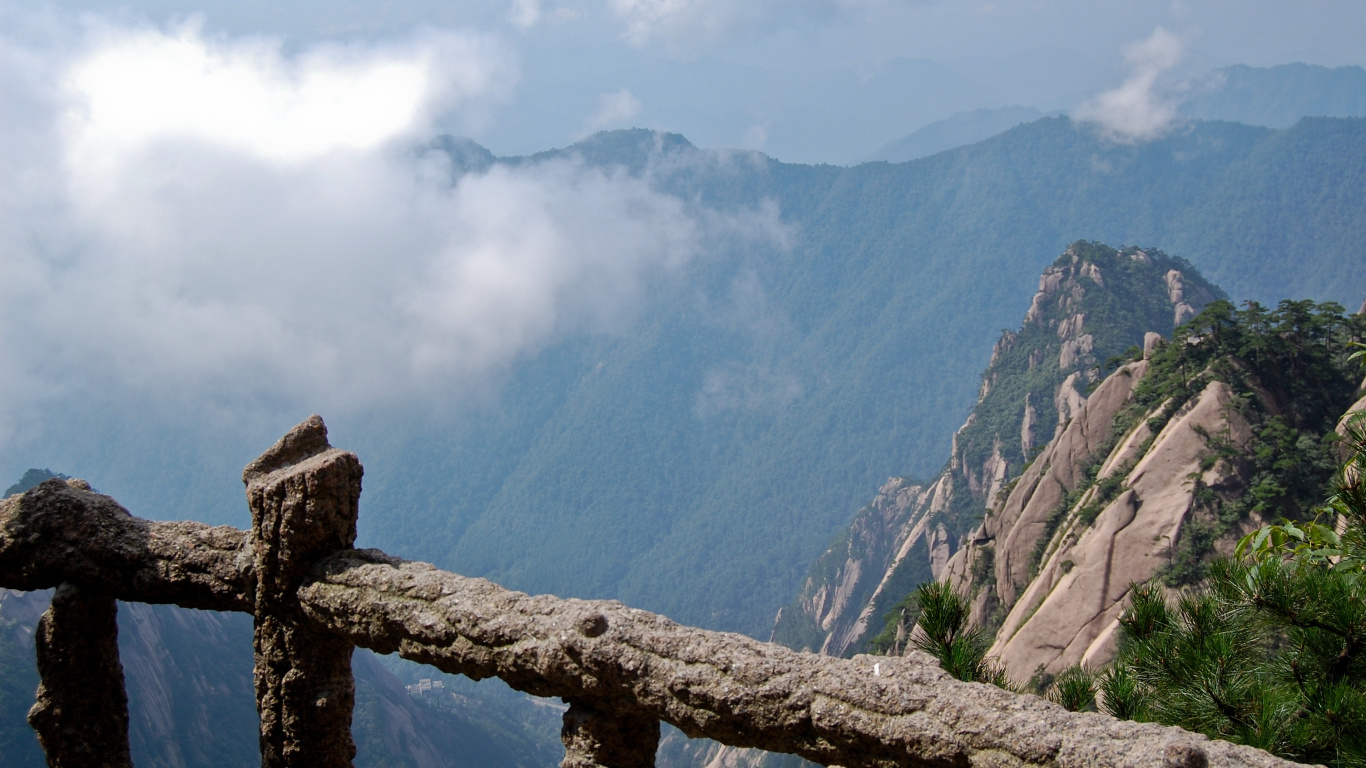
[940,299,1366,682]
[772,242,1222,657]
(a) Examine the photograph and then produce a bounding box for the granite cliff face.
[772,242,1222,658]
[936,299,1366,682]
[940,365,1262,678]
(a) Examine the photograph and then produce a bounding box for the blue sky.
[17,0,1366,159]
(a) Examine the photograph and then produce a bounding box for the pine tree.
[903,581,1017,690]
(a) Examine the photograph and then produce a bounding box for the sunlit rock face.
[774,243,1221,661]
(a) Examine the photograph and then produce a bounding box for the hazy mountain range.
[2,61,1365,767]
[864,63,1366,163]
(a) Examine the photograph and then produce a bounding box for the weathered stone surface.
[246,415,361,768]
[988,379,1258,676]
[300,549,1308,768]
[27,582,134,768]
[0,478,253,611]
[981,361,1147,612]
[561,701,660,768]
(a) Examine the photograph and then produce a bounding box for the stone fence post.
[27,580,134,768]
[244,415,363,768]
[560,701,659,768]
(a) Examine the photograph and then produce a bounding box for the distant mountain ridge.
[863,63,1366,165]
[1178,63,1366,129]
[861,106,1049,163]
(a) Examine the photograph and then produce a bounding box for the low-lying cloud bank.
[0,14,783,443]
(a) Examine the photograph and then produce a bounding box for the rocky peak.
[941,299,1366,682]
[774,241,1223,659]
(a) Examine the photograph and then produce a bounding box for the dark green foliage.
[1162,516,1217,587]
[1103,415,1366,766]
[970,543,996,586]
[856,537,935,656]
[1103,568,1366,765]
[3,468,69,497]
[867,590,922,656]
[1077,472,1127,527]
[1046,666,1098,712]
[904,581,1016,690]
[1026,502,1070,579]
[769,604,831,655]
[1134,299,1365,433]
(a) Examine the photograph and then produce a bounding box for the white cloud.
[508,0,544,29]
[585,88,642,132]
[608,0,887,49]
[1074,27,1185,143]
[0,15,782,437]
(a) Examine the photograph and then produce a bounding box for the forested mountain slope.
[16,117,1366,645]
[361,117,1365,638]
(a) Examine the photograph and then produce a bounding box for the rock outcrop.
[943,371,1262,678]
[773,243,1222,658]
[940,298,1366,682]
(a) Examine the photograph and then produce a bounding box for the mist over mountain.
[12,116,1361,649]
[290,116,1366,638]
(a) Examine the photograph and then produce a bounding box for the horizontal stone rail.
[0,417,1311,768]
[0,478,253,613]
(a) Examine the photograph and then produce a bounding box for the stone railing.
[0,417,1309,768]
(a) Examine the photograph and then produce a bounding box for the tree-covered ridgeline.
[1108,299,1366,586]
